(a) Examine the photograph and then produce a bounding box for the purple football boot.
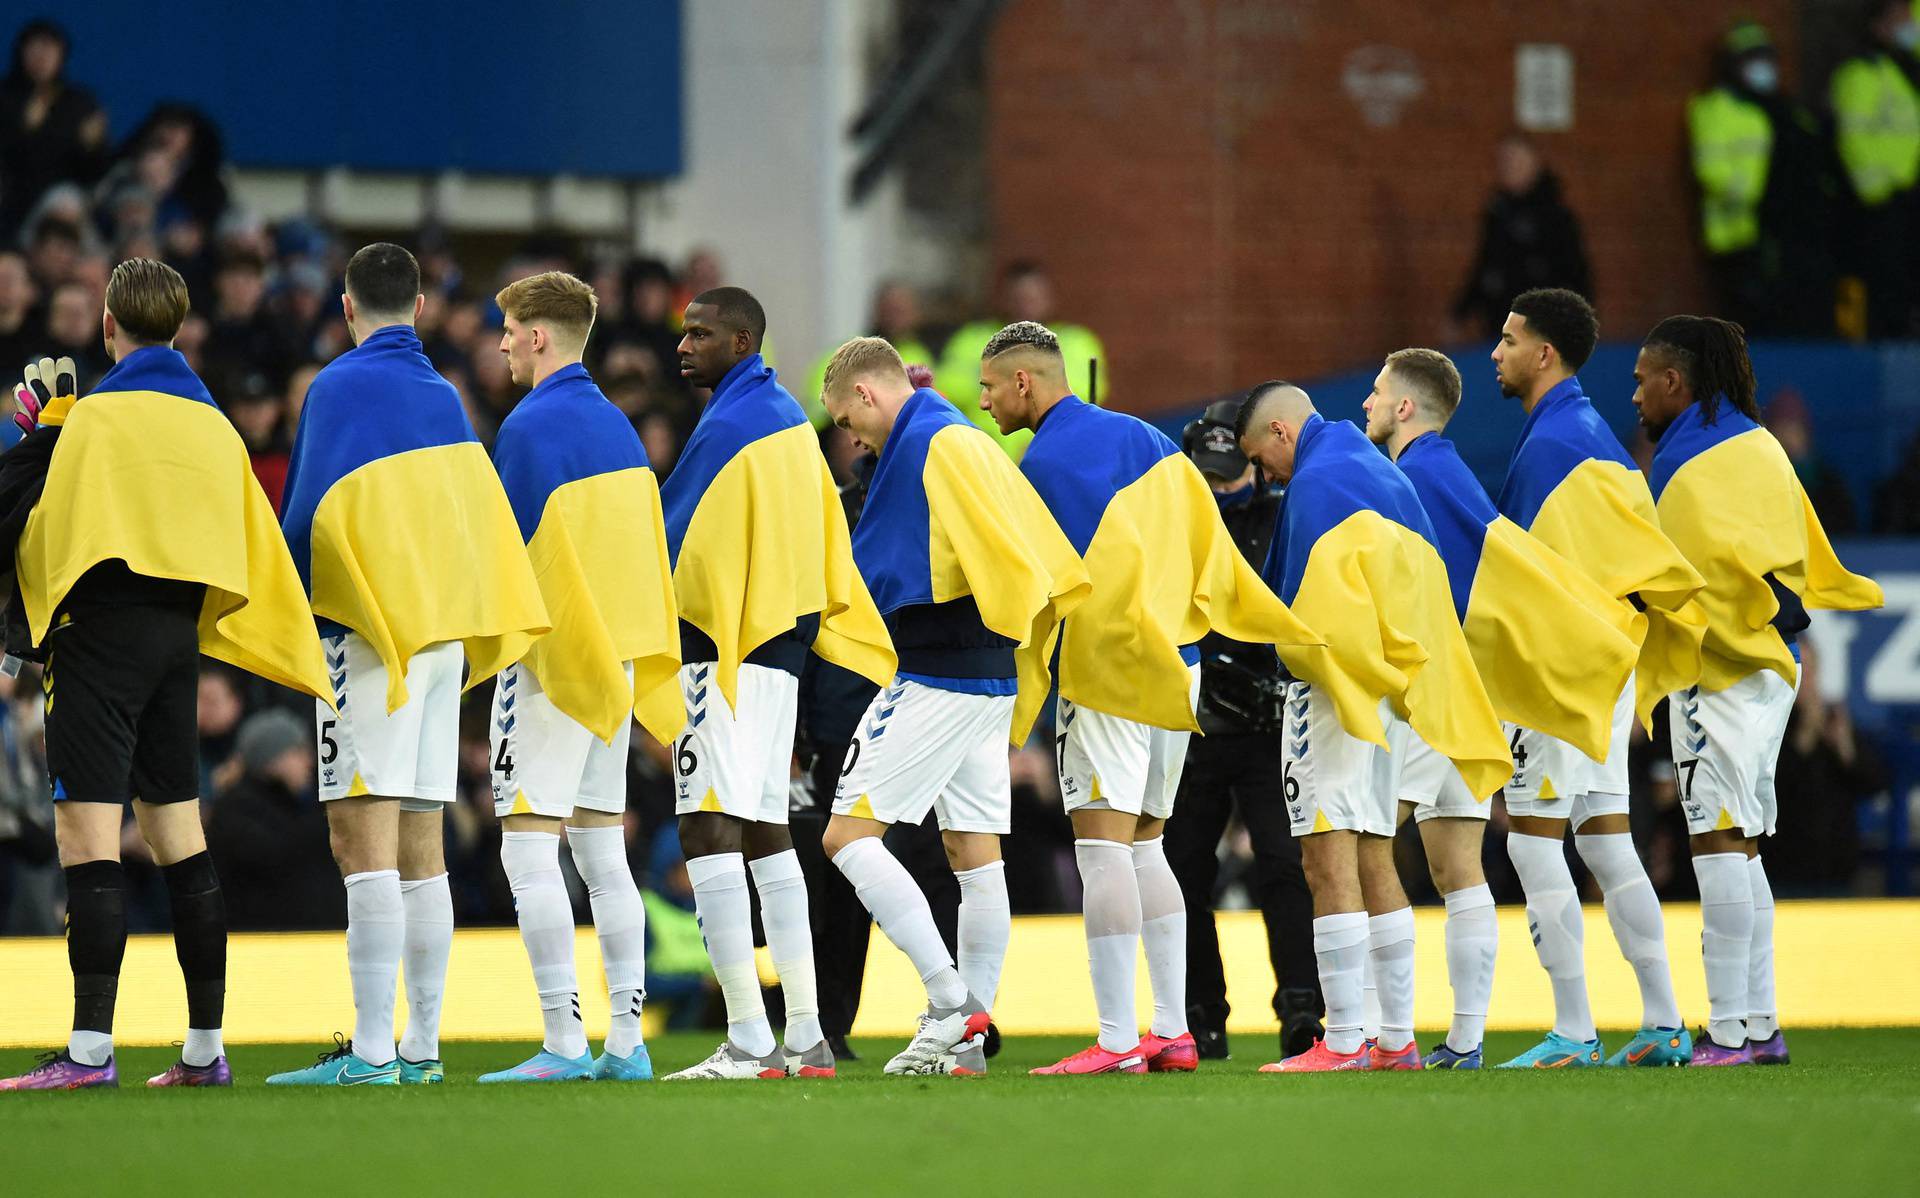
[1747,1030,1790,1065]
[0,1051,118,1090]
[148,1057,233,1087]
[1689,1037,1754,1067]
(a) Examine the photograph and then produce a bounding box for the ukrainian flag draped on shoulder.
[17,347,332,701]
[1019,398,1322,736]
[493,364,682,744]
[280,325,548,712]
[658,354,893,712]
[1649,402,1881,692]
[1497,376,1707,725]
[853,389,1089,742]
[1398,432,1638,761]
[1262,416,1510,799]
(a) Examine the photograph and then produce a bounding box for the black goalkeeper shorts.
[43,601,202,805]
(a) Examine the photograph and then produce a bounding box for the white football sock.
[750,850,824,1050]
[398,873,454,1062]
[1368,906,1416,1052]
[501,831,585,1059]
[687,852,773,1057]
[832,837,967,1008]
[1441,884,1497,1054]
[955,859,1011,1009]
[1747,855,1778,1040]
[1577,828,1682,1029]
[1361,952,1381,1042]
[1076,839,1142,1054]
[1313,911,1371,1055]
[182,1028,224,1068]
[67,1029,113,1067]
[566,824,648,1056]
[1132,837,1188,1038]
[1506,832,1595,1042]
[343,869,403,1067]
[1693,851,1753,1049]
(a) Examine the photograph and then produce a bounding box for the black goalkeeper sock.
[64,858,128,1036]
[162,851,227,1031]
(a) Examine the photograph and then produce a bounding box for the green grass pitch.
[4,1030,1916,1196]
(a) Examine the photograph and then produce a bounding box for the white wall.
[642,0,905,376]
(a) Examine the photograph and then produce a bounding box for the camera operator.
[1162,398,1323,1060]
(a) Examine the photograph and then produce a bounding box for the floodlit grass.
[3,1030,1915,1196]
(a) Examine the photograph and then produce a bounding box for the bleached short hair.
[821,335,908,398]
[980,320,1060,361]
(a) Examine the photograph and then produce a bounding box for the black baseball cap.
[1182,397,1248,479]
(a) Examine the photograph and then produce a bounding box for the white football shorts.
[1399,729,1485,823]
[1671,669,1797,838]
[832,677,1015,834]
[1502,677,1636,825]
[1282,682,1409,838]
[672,662,799,825]
[489,661,633,819]
[317,633,462,808]
[1057,664,1202,820]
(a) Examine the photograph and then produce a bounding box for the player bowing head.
[1231,379,1508,1073]
[815,335,1087,1077]
[1233,379,1315,484]
[991,322,1325,1077]
[975,321,1067,438]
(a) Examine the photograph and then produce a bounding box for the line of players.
[0,244,1880,1088]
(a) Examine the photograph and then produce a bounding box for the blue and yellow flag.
[17,347,331,701]
[1398,431,1639,762]
[493,363,682,744]
[1650,402,1881,692]
[853,388,1089,742]
[1019,397,1323,736]
[1497,376,1707,726]
[658,354,894,712]
[281,325,549,712]
[1263,416,1511,799]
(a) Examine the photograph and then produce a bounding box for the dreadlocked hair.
[1642,315,1757,425]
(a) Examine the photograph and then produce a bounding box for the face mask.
[1742,59,1779,95]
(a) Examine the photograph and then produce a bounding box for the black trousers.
[1162,731,1318,1032]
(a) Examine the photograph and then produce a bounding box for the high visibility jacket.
[1831,52,1920,206]
[1689,87,1773,254]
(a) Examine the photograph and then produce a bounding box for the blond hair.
[821,335,908,399]
[495,270,598,351]
[106,257,190,344]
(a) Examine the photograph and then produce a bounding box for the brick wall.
[984,0,1801,412]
